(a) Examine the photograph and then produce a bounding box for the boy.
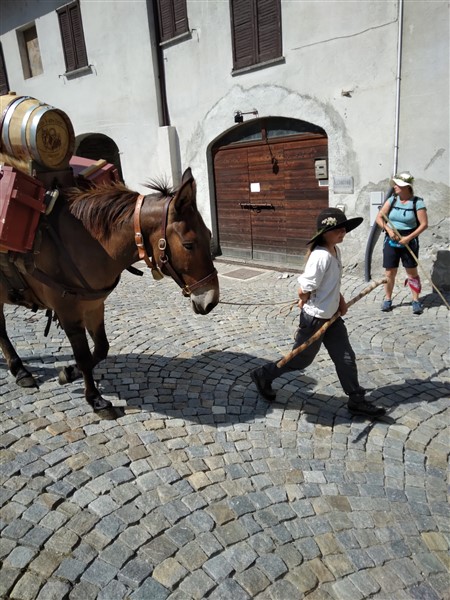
[251,208,385,417]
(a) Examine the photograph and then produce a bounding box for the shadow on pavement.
[1,349,448,429]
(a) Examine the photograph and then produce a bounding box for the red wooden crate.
[0,166,46,253]
[69,156,120,187]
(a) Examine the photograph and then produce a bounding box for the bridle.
[133,194,217,297]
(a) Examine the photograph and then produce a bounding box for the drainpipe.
[393,0,404,176]
[149,0,170,126]
[364,0,403,281]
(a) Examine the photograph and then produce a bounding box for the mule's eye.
[183,241,195,251]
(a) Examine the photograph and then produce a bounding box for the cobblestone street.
[1,261,449,600]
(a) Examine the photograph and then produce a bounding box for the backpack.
[388,195,419,229]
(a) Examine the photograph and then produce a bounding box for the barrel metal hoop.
[1,96,33,156]
[28,105,51,162]
[21,103,45,154]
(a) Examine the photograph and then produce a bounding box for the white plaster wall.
[161,1,400,261]
[160,0,449,277]
[1,0,448,278]
[0,0,162,192]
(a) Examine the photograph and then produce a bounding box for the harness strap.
[43,222,98,291]
[10,223,120,301]
[18,252,121,300]
[133,192,217,296]
[182,269,218,296]
[134,194,155,270]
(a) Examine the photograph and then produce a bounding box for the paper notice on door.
[250,183,260,192]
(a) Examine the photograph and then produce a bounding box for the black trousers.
[261,310,365,398]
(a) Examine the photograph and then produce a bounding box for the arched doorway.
[212,117,329,267]
[75,133,123,181]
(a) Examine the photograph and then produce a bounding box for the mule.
[0,167,219,417]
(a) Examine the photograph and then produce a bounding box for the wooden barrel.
[0,93,75,170]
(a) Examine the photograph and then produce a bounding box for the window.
[57,0,88,72]
[156,0,189,43]
[0,44,9,94]
[230,0,282,72]
[18,25,43,79]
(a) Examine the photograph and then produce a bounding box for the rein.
[133,194,217,297]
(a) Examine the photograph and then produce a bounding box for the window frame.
[0,44,9,95]
[57,0,88,73]
[18,24,43,79]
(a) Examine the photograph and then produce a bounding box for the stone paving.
[0,260,449,600]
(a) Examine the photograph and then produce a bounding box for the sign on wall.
[333,176,354,194]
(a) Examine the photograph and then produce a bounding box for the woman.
[251,207,386,418]
[376,171,428,314]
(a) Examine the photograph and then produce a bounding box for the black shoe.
[412,300,423,315]
[251,368,276,401]
[348,397,386,417]
[381,299,392,312]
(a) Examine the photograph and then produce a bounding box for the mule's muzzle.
[191,286,219,315]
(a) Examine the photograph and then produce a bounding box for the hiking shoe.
[381,299,392,312]
[412,300,423,315]
[348,397,386,417]
[251,368,276,401]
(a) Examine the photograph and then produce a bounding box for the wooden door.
[247,143,285,262]
[213,133,328,266]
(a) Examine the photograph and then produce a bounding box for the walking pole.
[276,278,386,368]
[381,213,450,310]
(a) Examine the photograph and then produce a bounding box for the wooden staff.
[380,212,450,310]
[276,278,386,368]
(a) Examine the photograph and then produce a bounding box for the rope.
[380,213,450,310]
[276,278,387,368]
[219,300,297,306]
[219,300,296,308]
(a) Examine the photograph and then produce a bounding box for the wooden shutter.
[58,1,88,72]
[158,0,188,43]
[231,0,255,70]
[0,44,9,95]
[231,0,281,70]
[173,0,188,36]
[69,3,88,69]
[256,0,282,63]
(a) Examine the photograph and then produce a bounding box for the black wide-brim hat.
[307,207,363,244]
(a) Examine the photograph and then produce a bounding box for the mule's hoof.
[58,370,69,385]
[16,369,38,388]
[58,365,80,385]
[91,396,124,420]
[96,406,125,420]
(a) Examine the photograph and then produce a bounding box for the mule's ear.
[174,173,196,212]
[181,167,193,184]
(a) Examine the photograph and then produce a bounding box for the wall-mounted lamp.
[234,108,259,123]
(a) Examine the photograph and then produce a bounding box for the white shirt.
[298,246,342,319]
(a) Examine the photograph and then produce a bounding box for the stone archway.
[212,116,329,267]
[75,133,123,181]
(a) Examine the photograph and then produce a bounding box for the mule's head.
[162,169,219,315]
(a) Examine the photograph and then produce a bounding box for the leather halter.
[133,194,217,297]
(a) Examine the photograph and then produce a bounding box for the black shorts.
[382,231,419,269]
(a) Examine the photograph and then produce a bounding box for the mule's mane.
[67,179,174,241]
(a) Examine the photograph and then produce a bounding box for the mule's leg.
[59,306,119,417]
[58,306,109,384]
[0,304,38,388]
[62,321,111,411]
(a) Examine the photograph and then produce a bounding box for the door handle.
[239,203,275,212]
